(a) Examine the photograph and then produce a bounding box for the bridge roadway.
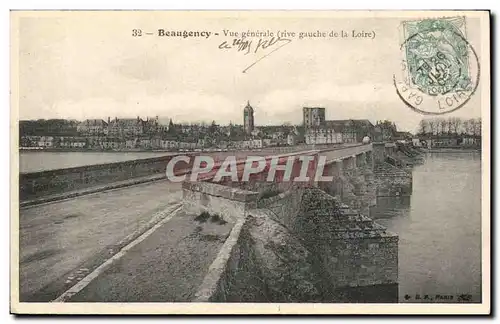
[19,144,372,302]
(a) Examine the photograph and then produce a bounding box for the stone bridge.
[18,143,415,304]
[183,142,411,303]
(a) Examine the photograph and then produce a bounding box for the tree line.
[19,119,80,136]
[417,117,481,137]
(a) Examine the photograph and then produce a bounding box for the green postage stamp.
[395,16,480,115]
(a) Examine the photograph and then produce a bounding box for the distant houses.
[302,106,376,145]
[76,119,108,135]
[414,117,482,148]
[22,103,455,151]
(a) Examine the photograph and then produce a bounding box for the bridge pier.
[372,142,386,165]
[318,160,343,199]
[356,152,366,168]
[343,155,356,170]
[372,142,413,199]
[365,150,374,169]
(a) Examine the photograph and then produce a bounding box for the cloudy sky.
[15,12,484,132]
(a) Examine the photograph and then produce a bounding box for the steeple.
[243,100,255,135]
[244,100,254,112]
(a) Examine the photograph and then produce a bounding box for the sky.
[15,11,484,133]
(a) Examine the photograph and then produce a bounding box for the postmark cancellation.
[394,17,480,115]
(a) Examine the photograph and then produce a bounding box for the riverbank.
[20,148,179,153]
[422,147,481,153]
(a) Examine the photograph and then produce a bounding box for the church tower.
[243,100,255,135]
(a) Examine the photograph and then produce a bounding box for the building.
[305,123,343,145]
[100,138,124,150]
[58,136,87,148]
[324,119,375,143]
[85,135,105,148]
[77,119,108,135]
[462,136,480,146]
[243,101,255,135]
[143,116,161,134]
[250,129,261,137]
[231,139,263,150]
[262,138,272,147]
[303,107,326,128]
[139,137,152,149]
[20,136,35,147]
[178,142,197,151]
[107,117,144,136]
[161,139,179,150]
[37,136,54,148]
[430,137,459,148]
[394,131,413,141]
[375,120,397,141]
[125,138,138,149]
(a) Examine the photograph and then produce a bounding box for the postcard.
[10,10,490,315]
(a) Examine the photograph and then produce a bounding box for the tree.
[417,119,428,135]
[427,119,437,136]
[449,117,462,135]
[209,120,219,134]
[376,120,397,140]
[167,119,177,135]
[473,118,481,137]
[466,118,476,135]
[435,118,447,135]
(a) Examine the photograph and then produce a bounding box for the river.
[373,152,482,303]
[19,151,178,173]
[18,145,323,173]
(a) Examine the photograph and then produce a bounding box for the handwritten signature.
[218,36,292,73]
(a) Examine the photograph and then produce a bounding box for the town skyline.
[17,16,482,134]
[18,107,482,134]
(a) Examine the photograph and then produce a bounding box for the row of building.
[412,136,481,148]
[20,135,296,151]
[21,102,412,151]
[76,116,165,136]
[302,107,383,144]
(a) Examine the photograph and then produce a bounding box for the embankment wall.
[19,153,196,201]
[189,182,399,303]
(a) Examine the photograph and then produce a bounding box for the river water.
[373,152,482,303]
[19,151,178,173]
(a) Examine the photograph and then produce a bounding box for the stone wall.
[19,153,196,201]
[188,185,399,302]
[372,142,386,164]
[296,189,399,302]
[182,181,258,223]
[374,162,413,197]
[193,216,268,302]
[208,187,399,303]
[256,188,305,232]
[317,155,377,217]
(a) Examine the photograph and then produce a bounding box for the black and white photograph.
[10,10,490,315]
